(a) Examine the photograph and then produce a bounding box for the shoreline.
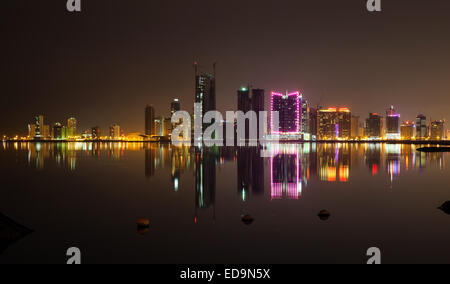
[2,140,450,145]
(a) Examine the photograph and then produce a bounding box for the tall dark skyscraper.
[416,114,427,139]
[145,105,156,136]
[170,99,181,116]
[237,87,251,113]
[366,113,383,139]
[194,63,216,134]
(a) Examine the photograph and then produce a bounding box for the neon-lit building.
[270,91,301,137]
[318,107,351,140]
[386,106,400,140]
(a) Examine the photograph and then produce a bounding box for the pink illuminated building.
[270,91,302,135]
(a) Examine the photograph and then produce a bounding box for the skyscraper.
[53,123,63,140]
[430,120,444,140]
[67,117,77,137]
[237,87,251,113]
[318,108,351,140]
[170,99,181,116]
[351,115,361,139]
[109,124,121,139]
[92,127,101,139]
[195,67,216,134]
[416,114,427,140]
[401,121,414,140]
[385,106,400,140]
[145,105,156,136]
[366,113,383,139]
[251,89,265,139]
[301,99,309,134]
[270,91,301,136]
[34,115,44,139]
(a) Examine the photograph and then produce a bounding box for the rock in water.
[438,201,450,215]
[241,215,254,225]
[318,210,331,221]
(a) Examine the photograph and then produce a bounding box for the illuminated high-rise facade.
[385,106,400,140]
[67,117,77,137]
[430,120,444,140]
[415,114,427,139]
[53,123,63,140]
[318,108,351,140]
[34,115,44,139]
[109,124,121,139]
[270,91,301,136]
[145,105,156,136]
[400,121,414,140]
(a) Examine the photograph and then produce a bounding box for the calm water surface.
[0,142,449,264]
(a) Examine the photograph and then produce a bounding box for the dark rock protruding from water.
[0,213,33,254]
[438,201,450,215]
[318,210,331,221]
[241,215,254,225]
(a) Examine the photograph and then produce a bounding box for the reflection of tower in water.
[237,147,265,201]
[194,147,217,223]
[318,144,351,182]
[144,144,156,178]
[270,145,301,200]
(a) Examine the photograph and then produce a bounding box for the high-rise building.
[318,108,351,140]
[170,99,181,116]
[145,105,156,136]
[195,69,216,133]
[236,87,265,139]
[270,91,301,136]
[163,118,172,137]
[309,107,318,137]
[416,114,427,140]
[92,127,101,139]
[154,117,163,136]
[67,117,77,137]
[28,124,36,138]
[34,115,44,139]
[365,113,383,139]
[301,99,309,134]
[53,123,63,140]
[237,87,251,113]
[351,116,362,139]
[386,106,401,140]
[252,89,265,139]
[109,124,121,139]
[430,120,444,140]
[42,125,50,139]
[400,121,414,140]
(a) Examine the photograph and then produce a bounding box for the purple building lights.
[270,91,301,135]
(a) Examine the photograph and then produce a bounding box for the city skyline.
[2,1,450,136]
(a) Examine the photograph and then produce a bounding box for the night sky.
[2,0,450,135]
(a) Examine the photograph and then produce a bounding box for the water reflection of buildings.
[317,144,351,183]
[2,142,447,201]
[237,147,264,201]
[270,145,301,199]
